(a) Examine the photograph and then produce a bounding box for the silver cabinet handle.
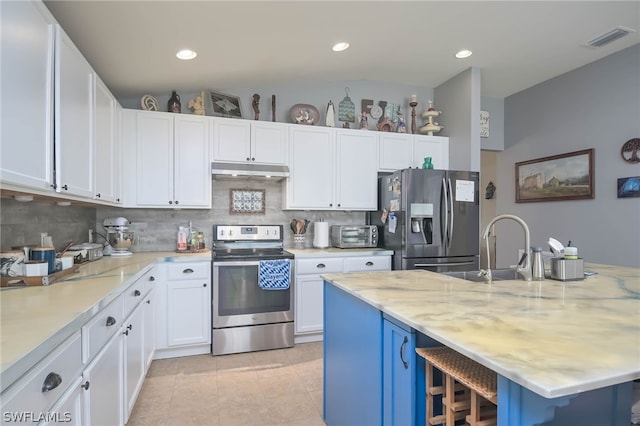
[106,316,116,327]
[316,263,326,268]
[365,261,374,266]
[183,268,194,274]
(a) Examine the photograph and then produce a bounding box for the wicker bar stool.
[416,347,497,426]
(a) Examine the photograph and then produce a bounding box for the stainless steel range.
[211,225,294,355]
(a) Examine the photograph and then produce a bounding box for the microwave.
[331,225,378,248]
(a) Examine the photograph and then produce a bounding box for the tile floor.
[128,342,326,426]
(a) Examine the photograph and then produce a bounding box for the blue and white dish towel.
[258,259,291,290]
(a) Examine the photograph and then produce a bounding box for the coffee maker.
[103,217,135,256]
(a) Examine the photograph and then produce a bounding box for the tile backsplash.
[1,179,365,252]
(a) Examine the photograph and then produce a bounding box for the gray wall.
[434,67,482,172]
[494,44,640,268]
[480,96,505,151]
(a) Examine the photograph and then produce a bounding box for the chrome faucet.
[481,214,532,282]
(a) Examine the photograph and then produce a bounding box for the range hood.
[211,162,290,179]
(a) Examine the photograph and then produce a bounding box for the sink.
[440,268,520,282]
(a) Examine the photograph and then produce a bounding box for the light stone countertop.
[321,263,640,399]
[286,248,394,258]
[0,251,211,393]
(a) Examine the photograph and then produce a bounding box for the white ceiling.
[43,1,640,100]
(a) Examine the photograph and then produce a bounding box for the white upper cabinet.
[412,135,449,170]
[212,118,288,165]
[378,133,413,172]
[379,133,449,172]
[284,126,377,210]
[93,76,117,203]
[285,126,334,209]
[335,130,378,210]
[0,0,55,190]
[55,26,94,198]
[124,110,211,209]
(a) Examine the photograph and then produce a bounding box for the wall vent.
[586,26,636,48]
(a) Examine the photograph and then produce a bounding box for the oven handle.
[213,259,291,267]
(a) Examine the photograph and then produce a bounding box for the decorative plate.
[141,95,159,111]
[290,104,319,125]
[369,105,383,120]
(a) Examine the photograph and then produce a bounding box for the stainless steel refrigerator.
[369,168,480,271]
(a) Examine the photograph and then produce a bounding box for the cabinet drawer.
[296,258,343,275]
[82,295,124,363]
[1,331,82,417]
[343,256,391,273]
[166,262,210,281]
[123,273,150,318]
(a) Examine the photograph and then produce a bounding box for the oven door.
[212,259,293,328]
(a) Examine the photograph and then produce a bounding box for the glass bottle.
[168,91,181,113]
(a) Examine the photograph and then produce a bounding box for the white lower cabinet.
[0,331,83,424]
[294,255,392,343]
[154,262,212,359]
[45,376,83,426]
[80,267,155,425]
[123,300,145,422]
[81,330,123,426]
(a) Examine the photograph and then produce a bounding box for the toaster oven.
[330,225,378,248]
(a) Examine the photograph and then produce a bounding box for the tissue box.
[550,258,584,281]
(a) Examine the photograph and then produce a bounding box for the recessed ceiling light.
[332,42,350,52]
[176,49,197,60]
[455,49,472,59]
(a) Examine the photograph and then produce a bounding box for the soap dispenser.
[531,247,545,280]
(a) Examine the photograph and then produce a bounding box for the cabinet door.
[44,377,83,426]
[135,111,174,206]
[55,26,94,198]
[113,102,123,204]
[378,133,413,172]
[0,0,55,190]
[335,130,378,210]
[123,303,145,422]
[167,280,211,346]
[173,115,211,207]
[324,283,382,426]
[286,126,334,209]
[251,121,288,165]
[412,136,449,170]
[93,76,116,202]
[383,318,418,426]
[82,331,123,426]
[142,292,155,371]
[294,275,324,334]
[211,117,251,162]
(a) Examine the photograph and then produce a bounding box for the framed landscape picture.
[206,90,242,118]
[515,148,594,203]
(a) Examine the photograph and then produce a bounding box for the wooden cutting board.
[0,266,80,288]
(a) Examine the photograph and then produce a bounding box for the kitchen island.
[322,264,640,426]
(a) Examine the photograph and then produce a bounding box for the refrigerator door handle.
[441,177,448,246]
[447,177,454,248]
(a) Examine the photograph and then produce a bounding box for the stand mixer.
[103,217,135,256]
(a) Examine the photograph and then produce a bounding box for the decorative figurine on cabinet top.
[252,94,260,120]
[419,100,443,136]
[326,101,336,127]
[188,91,205,115]
[360,112,369,130]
